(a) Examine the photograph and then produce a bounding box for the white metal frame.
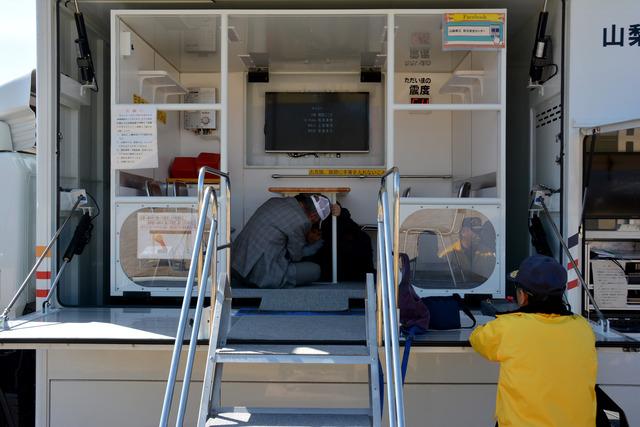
[35,0,58,311]
[399,199,504,297]
[108,9,506,299]
[109,11,226,297]
[34,4,57,427]
[112,199,199,296]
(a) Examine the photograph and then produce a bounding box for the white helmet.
[311,194,331,221]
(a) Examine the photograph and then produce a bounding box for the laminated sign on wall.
[112,104,159,169]
[137,212,197,260]
[443,13,506,50]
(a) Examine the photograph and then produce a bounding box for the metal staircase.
[159,167,405,427]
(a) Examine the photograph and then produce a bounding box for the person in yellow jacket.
[470,255,597,427]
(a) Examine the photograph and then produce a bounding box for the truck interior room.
[50,1,554,311]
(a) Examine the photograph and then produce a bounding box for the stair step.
[206,409,371,426]
[227,314,366,343]
[215,344,371,364]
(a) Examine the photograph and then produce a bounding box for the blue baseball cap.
[509,255,567,298]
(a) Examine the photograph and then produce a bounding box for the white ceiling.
[79,0,541,73]
[120,14,221,72]
[79,0,541,33]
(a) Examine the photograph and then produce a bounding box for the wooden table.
[268,187,351,283]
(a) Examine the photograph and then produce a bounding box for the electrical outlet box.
[120,32,132,56]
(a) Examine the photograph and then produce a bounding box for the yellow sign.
[133,94,167,124]
[309,169,386,177]
[446,13,505,23]
[443,13,506,50]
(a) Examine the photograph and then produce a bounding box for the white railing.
[160,167,231,427]
[377,167,405,427]
[158,185,219,427]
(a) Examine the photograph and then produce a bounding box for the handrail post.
[382,193,405,427]
[377,167,404,427]
[160,168,231,426]
[377,167,399,344]
[377,193,397,426]
[392,170,400,301]
[175,188,219,426]
[197,166,231,332]
[159,186,218,427]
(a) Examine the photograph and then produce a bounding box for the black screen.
[265,92,369,152]
[584,153,640,219]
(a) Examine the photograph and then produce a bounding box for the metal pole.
[159,188,212,427]
[540,199,609,333]
[1,197,81,328]
[377,198,397,426]
[197,166,232,331]
[382,193,405,427]
[331,193,338,283]
[392,170,400,301]
[176,193,218,426]
[42,260,69,313]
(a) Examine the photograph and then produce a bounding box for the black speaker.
[248,68,269,83]
[360,69,382,83]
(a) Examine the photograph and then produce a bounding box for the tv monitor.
[584,152,640,219]
[264,92,369,153]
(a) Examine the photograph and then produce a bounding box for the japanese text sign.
[443,13,506,50]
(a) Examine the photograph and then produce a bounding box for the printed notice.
[443,13,506,50]
[591,260,628,308]
[137,212,197,260]
[113,104,158,169]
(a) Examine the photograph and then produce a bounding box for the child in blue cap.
[470,255,597,427]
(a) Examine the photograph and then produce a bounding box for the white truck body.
[0,1,638,426]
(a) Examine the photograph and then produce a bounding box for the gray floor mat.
[231,282,366,311]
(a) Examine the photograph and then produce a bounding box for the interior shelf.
[439,70,485,103]
[137,70,188,103]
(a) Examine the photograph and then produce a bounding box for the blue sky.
[0,1,36,85]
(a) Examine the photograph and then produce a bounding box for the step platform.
[227,313,366,344]
[207,409,371,426]
[215,344,371,364]
[231,282,366,311]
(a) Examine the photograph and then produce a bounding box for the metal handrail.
[538,198,610,332]
[1,196,83,329]
[197,166,231,273]
[159,185,219,427]
[377,167,405,427]
[381,167,400,293]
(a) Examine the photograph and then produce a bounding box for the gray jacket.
[232,197,312,288]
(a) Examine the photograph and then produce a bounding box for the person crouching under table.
[232,194,335,288]
[470,255,597,427]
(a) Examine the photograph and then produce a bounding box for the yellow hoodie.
[470,312,597,427]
